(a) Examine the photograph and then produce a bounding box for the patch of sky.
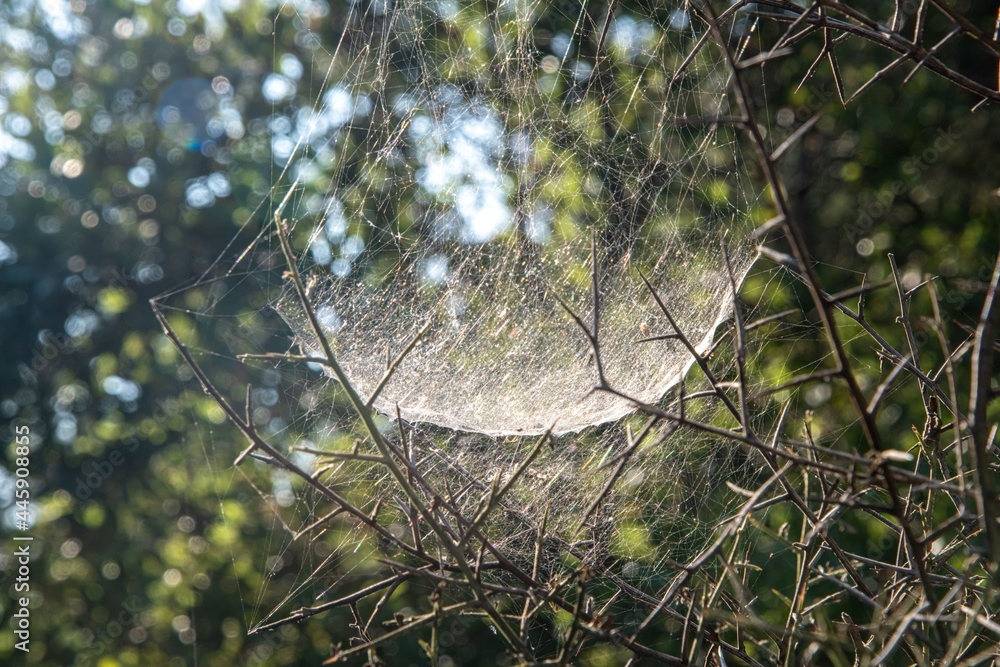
[455,184,511,243]
[261,0,329,19]
[127,166,150,188]
[420,254,449,285]
[280,54,304,80]
[570,60,593,83]
[526,204,553,244]
[392,92,419,117]
[609,14,657,62]
[0,99,36,168]
[64,308,101,338]
[0,240,18,266]
[324,199,347,243]
[271,86,373,163]
[102,375,142,402]
[272,134,296,162]
[669,9,690,31]
[177,0,241,38]
[411,91,514,244]
[331,258,351,278]
[550,32,573,59]
[436,0,459,21]
[311,237,332,266]
[1,67,32,95]
[316,305,343,333]
[262,73,296,103]
[36,0,88,43]
[340,234,365,261]
[184,172,231,208]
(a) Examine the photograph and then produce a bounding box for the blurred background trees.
[1,0,998,665]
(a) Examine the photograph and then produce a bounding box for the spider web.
[166,0,776,651]
[149,1,1000,661]
[268,0,761,435]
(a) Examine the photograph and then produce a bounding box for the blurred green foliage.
[1,0,998,665]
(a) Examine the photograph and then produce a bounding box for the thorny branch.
[155,1,1000,664]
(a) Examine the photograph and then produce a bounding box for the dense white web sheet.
[272,0,758,434]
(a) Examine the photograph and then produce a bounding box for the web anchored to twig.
[153,1,1000,664]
